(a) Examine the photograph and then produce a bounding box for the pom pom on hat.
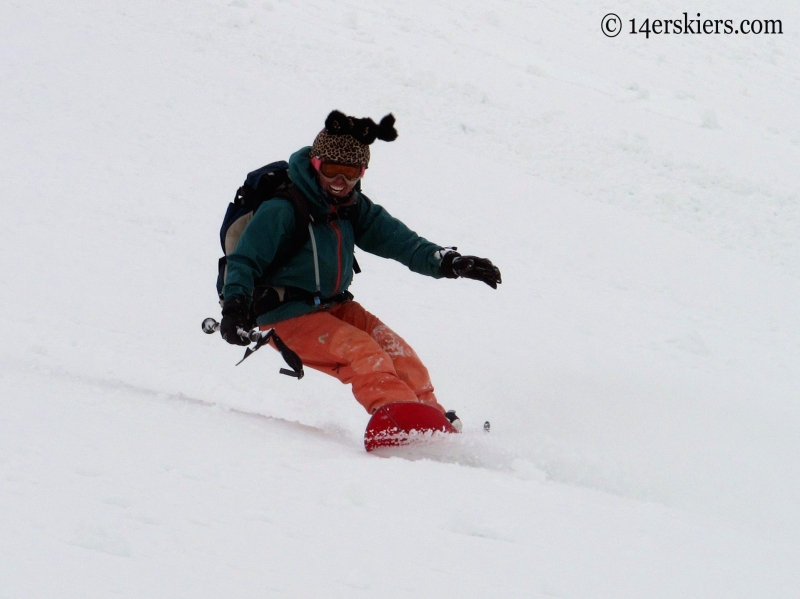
[376,114,398,142]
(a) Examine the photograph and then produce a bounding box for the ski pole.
[202,317,269,344]
[202,317,304,379]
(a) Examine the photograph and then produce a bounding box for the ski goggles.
[312,157,365,181]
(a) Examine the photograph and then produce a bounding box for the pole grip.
[202,318,219,334]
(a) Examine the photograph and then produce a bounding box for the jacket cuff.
[437,249,461,279]
[222,294,251,315]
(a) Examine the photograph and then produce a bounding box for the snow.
[2,0,799,596]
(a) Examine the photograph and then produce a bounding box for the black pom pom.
[376,114,398,141]
[353,118,377,144]
[325,110,350,134]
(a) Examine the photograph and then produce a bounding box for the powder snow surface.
[2,0,799,597]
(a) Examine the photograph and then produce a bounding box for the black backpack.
[216,161,360,304]
[217,161,305,300]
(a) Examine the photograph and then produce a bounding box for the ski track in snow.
[3,365,797,598]
[2,0,800,596]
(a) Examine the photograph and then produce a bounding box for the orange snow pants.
[269,301,444,415]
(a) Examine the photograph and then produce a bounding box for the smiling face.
[317,170,361,198]
[312,158,365,199]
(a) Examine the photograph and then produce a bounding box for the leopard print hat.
[311,110,398,167]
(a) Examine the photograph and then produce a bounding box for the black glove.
[220,295,252,346]
[441,251,502,289]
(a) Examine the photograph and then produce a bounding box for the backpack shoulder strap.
[274,183,311,247]
[260,184,312,279]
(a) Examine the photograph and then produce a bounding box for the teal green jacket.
[223,147,447,326]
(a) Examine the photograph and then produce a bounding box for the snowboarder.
[219,110,501,428]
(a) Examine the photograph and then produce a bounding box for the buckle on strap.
[308,290,353,307]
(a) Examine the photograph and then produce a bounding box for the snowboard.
[364,402,458,452]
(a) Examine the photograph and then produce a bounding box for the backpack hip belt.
[252,285,354,315]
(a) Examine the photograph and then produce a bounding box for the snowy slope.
[2,0,800,596]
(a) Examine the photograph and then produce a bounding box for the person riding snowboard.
[220,110,501,428]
